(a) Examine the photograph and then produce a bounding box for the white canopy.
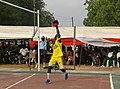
[33,26,120,47]
[33,27,75,40]
[0,26,120,47]
[32,26,120,38]
[76,27,120,47]
[77,27,120,38]
[0,26,34,39]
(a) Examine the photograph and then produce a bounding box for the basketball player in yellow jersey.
[45,20,68,84]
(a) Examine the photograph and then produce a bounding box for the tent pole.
[73,26,76,70]
[33,0,36,37]
[79,45,83,67]
[37,10,40,71]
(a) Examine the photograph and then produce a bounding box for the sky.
[43,0,88,27]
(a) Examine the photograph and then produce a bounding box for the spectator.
[66,47,73,65]
[19,46,29,64]
[40,36,47,68]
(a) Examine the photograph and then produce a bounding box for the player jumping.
[45,20,68,84]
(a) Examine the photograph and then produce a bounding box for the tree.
[0,0,55,26]
[83,0,120,26]
[40,10,54,27]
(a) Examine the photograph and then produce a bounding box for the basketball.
[53,20,59,27]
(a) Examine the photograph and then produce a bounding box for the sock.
[47,73,50,80]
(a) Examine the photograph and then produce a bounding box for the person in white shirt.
[19,47,29,64]
[40,36,47,67]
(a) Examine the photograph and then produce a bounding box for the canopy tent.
[0,26,120,47]
[33,27,120,47]
[33,27,81,46]
[30,38,84,48]
[1,26,119,71]
[61,38,84,46]
[0,26,34,39]
[33,27,75,40]
[104,38,120,42]
[48,38,84,46]
[77,37,120,47]
[76,27,120,47]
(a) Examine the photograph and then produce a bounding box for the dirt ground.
[0,64,120,74]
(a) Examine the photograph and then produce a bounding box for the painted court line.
[11,68,23,71]
[5,74,35,89]
[109,73,114,89]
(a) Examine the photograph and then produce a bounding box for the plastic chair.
[117,52,120,67]
[106,52,113,67]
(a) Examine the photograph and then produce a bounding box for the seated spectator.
[65,47,73,65]
[91,51,101,66]
[101,51,117,67]
[19,47,29,64]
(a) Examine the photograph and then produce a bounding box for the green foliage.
[83,0,120,26]
[40,10,54,27]
[0,0,55,26]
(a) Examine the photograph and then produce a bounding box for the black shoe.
[65,73,68,80]
[45,79,51,84]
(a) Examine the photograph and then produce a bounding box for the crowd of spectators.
[0,39,120,68]
[0,40,29,64]
[63,44,120,67]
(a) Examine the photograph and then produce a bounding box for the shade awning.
[62,38,84,46]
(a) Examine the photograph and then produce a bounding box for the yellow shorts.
[49,56,64,69]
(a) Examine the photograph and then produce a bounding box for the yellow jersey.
[50,38,63,57]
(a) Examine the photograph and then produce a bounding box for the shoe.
[101,65,105,67]
[64,73,68,80]
[45,79,51,84]
[110,66,113,68]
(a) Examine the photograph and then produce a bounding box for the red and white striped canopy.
[0,26,120,47]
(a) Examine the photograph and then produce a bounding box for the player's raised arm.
[53,20,60,35]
